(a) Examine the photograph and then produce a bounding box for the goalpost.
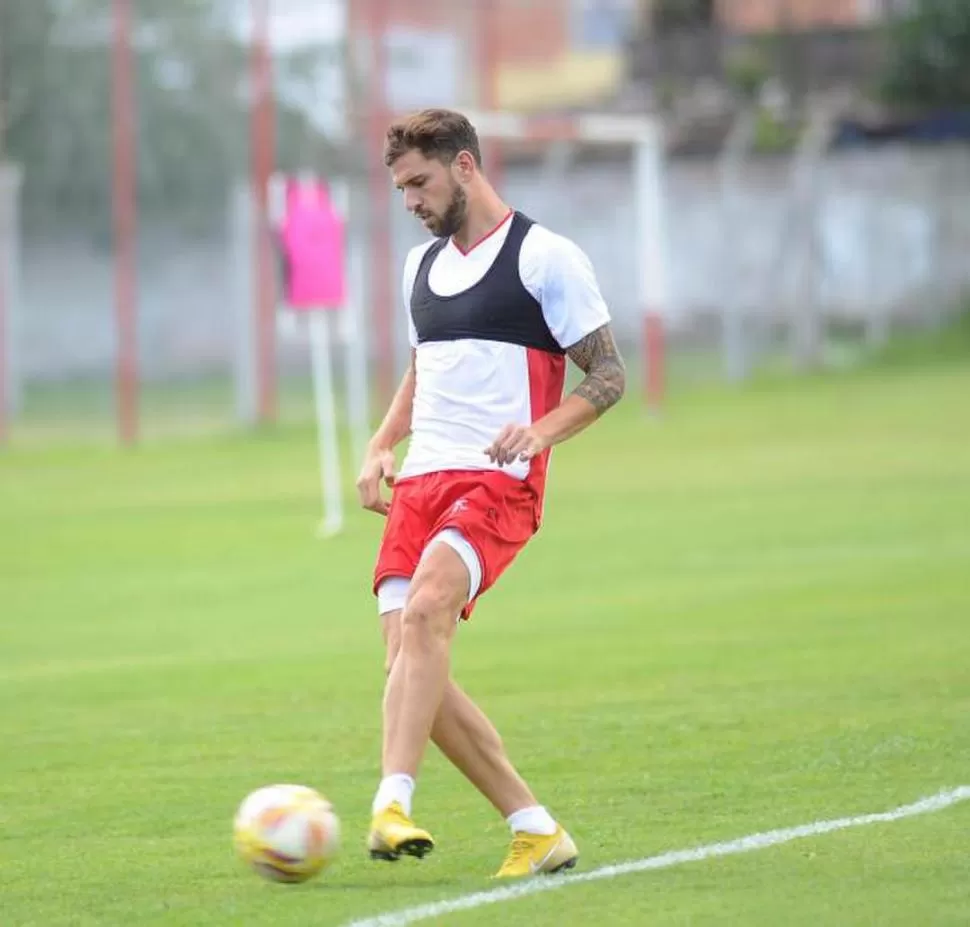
[456,110,673,413]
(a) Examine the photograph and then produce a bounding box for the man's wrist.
[368,429,408,456]
[531,419,556,450]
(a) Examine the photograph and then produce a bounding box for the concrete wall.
[6,143,968,385]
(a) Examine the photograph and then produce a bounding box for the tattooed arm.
[485,324,625,465]
[484,231,625,466]
[534,323,626,444]
[566,323,626,416]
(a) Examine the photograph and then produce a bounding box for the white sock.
[372,774,416,817]
[506,805,557,836]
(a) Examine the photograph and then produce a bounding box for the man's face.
[391,149,468,239]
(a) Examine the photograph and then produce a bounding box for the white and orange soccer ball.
[233,784,341,883]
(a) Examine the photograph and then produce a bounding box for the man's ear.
[453,150,477,181]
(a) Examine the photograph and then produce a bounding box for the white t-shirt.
[399,214,611,484]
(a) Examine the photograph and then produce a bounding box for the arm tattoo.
[566,324,626,414]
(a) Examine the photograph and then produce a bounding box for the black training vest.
[409,212,565,354]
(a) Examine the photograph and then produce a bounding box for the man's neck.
[451,197,512,253]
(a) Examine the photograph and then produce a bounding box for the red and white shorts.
[373,469,540,619]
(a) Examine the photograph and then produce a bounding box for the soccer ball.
[233,784,340,883]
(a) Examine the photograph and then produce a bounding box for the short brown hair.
[383,109,482,168]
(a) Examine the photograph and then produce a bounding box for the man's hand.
[484,424,548,467]
[485,325,625,465]
[356,447,397,516]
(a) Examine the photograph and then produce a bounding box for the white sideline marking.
[343,786,970,927]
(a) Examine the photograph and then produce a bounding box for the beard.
[419,182,467,239]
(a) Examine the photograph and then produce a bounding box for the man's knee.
[378,542,467,667]
[401,585,458,652]
[400,548,466,651]
[402,541,470,637]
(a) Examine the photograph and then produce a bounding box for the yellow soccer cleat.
[494,825,578,878]
[367,802,434,862]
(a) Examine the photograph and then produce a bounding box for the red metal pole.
[112,0,138,445]
[251,0,277,424]
[644,312,665,414]
[369,0,394,409]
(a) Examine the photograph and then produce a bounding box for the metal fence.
[0,0,967,445]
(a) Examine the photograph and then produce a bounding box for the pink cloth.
[279,178,346,309]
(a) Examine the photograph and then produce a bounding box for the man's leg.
[382,542,465,778]
[370,511,578,875]
[382,610,541,819]
[367,542,466,861]
[379,606,577,876]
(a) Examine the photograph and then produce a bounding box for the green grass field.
[2,356,969,926]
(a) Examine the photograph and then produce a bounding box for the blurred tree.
[881,0,970,107]
[0,0,336,240]
[651,0,715,33]
[0,1,55,162]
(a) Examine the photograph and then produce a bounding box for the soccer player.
[356,109,626,878]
